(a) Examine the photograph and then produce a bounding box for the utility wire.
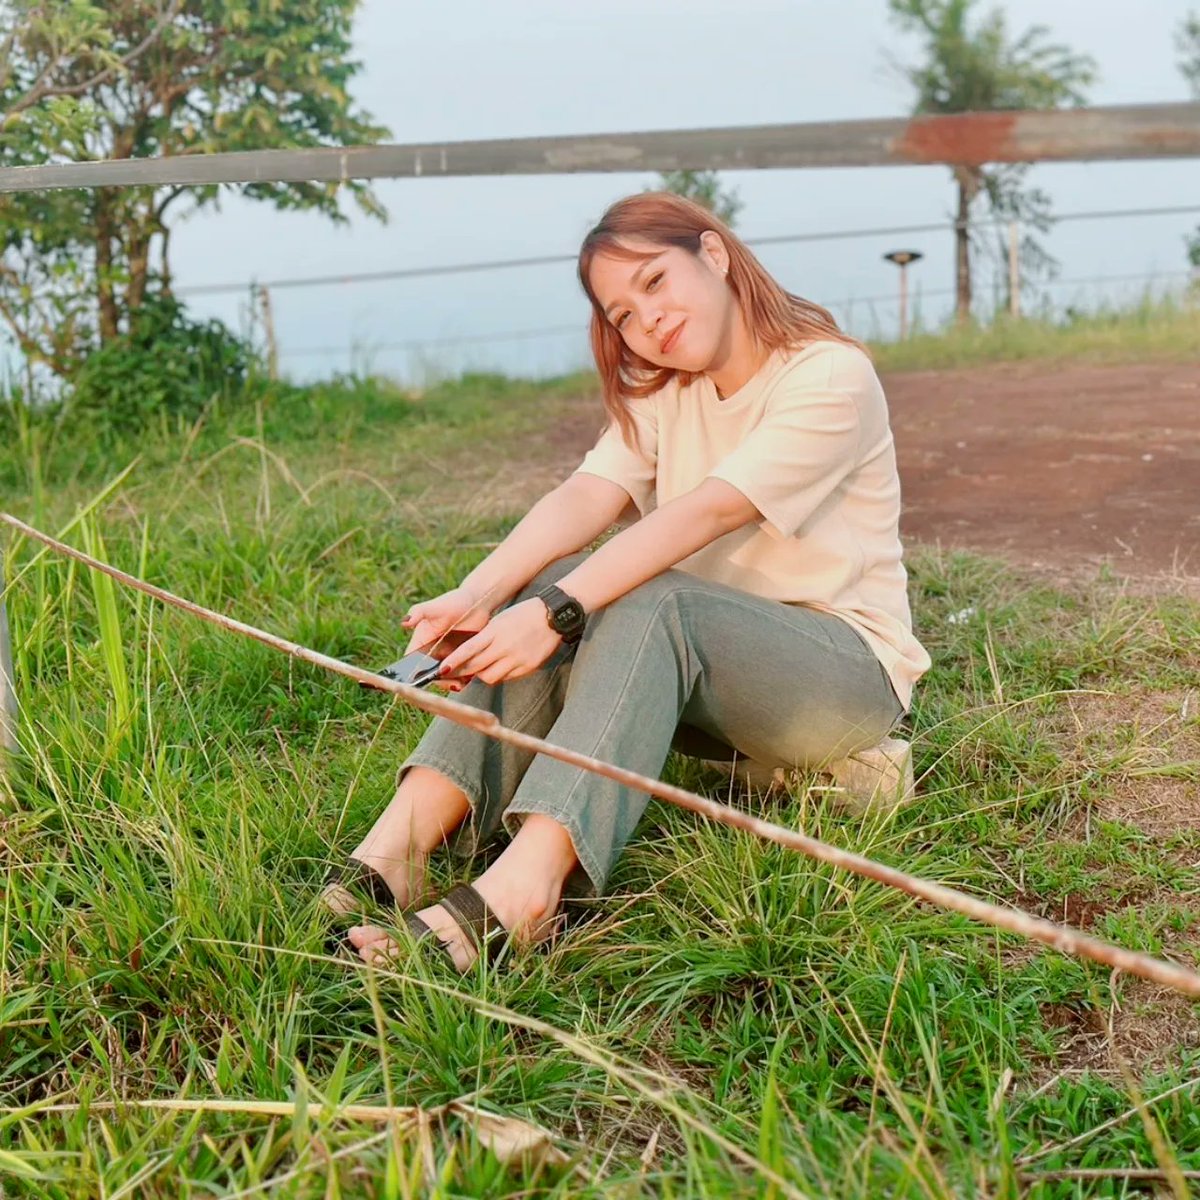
[276,268,1194,358]
[179,202,1200,298]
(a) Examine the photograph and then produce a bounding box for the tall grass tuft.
[78,516,133,745]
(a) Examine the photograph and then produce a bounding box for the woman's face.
[587,232,735,371]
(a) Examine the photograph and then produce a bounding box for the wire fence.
[193,200,1196,382]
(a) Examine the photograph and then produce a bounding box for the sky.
[170,0,1200,383]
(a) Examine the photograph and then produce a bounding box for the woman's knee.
[609,570,690,614]
[585,570,691,636]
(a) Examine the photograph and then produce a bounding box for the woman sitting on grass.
[324,191,931,972]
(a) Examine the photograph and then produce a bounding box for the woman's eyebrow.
[603,255,663,318]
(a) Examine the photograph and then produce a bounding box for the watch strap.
[537,583,586,643]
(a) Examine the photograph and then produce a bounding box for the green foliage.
[67,293,254,437]
[0,0,388,380]
[1178,9,1200,97]
[652,169,743,227]
[888,0,1096,112]
[887,0,1096,317]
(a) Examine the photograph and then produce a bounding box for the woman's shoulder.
[773,339,881,395]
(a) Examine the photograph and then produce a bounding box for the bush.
[68,294,257,436]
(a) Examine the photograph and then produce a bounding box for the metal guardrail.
[0,103,1197,194]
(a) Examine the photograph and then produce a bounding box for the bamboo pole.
[1008,221,1021,318]
[259,284,278,380]
[0,564,17,769]
[4,511,1200,998]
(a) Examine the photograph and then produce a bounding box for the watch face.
[556,600,584,630]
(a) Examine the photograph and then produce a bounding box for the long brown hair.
[578,191,866,444]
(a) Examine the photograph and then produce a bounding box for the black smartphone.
[370,627,479,690]
[376,650,444,688]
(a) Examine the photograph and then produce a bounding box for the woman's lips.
[661,321,685,354]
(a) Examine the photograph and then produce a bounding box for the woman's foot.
[320,854,423,918]
[348,813,579,972]
[322,767,471,916]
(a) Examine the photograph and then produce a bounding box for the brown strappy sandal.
[404,883,511,968]
[321,856,398,918]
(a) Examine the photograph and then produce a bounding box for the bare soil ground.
[886,360,1200,590]
[458,359,1199,593]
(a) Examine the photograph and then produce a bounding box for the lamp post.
[883,250,923,341]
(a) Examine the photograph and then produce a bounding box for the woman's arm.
[554,478,759,612]
[459,472,634,611]
[435,477,760,685]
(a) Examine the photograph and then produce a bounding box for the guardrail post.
[0,564,17,773]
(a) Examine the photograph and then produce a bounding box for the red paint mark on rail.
[894,111,1021,165]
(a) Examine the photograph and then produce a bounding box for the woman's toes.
[347,925,398,965]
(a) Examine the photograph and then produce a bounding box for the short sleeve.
[706,360,863,540]
[572,400,658,517]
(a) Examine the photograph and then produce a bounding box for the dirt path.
[490,360,1199,591]
[886,360,1199,587]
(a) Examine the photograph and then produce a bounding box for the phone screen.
[417,627,476,659]
[377,651,443,688]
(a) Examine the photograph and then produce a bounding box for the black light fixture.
[883,250,924,340]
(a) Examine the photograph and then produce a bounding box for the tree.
[652,169,742,227]
[887,0,1096,322]
[1177,11,1200,271]
[0,0,387,380]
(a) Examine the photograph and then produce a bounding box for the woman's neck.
[705,315,770,400]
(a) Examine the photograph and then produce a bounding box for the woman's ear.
[698,229,730,277]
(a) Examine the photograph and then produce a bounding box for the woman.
[327,192,931,973]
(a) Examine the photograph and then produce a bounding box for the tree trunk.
[155,189,187,300]
[126,216,153,318]
[159,222,173,298]
[95,194,119,343]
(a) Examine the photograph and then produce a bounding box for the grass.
[870,290,1200,373]
[0,315,1199,1196]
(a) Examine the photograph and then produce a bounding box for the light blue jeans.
[398,553,904,895]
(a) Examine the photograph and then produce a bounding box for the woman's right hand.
[402,586,491,658]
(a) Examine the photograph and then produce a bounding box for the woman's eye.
[646,272,663,291]
[615,312,629,329]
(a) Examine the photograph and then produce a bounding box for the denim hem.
[501,799,606,897]
[396,753,482,812]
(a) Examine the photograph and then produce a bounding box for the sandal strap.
[345,857,398,907]
[438,884,509,963]
[405,911,434,939]
[405,911,458,968]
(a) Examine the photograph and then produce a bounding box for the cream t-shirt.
[573,339,931,710]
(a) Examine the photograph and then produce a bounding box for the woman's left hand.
[437,598,564,686]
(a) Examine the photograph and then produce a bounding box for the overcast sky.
[171,0,1200,383]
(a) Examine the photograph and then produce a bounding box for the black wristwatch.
[537,584,587,644]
